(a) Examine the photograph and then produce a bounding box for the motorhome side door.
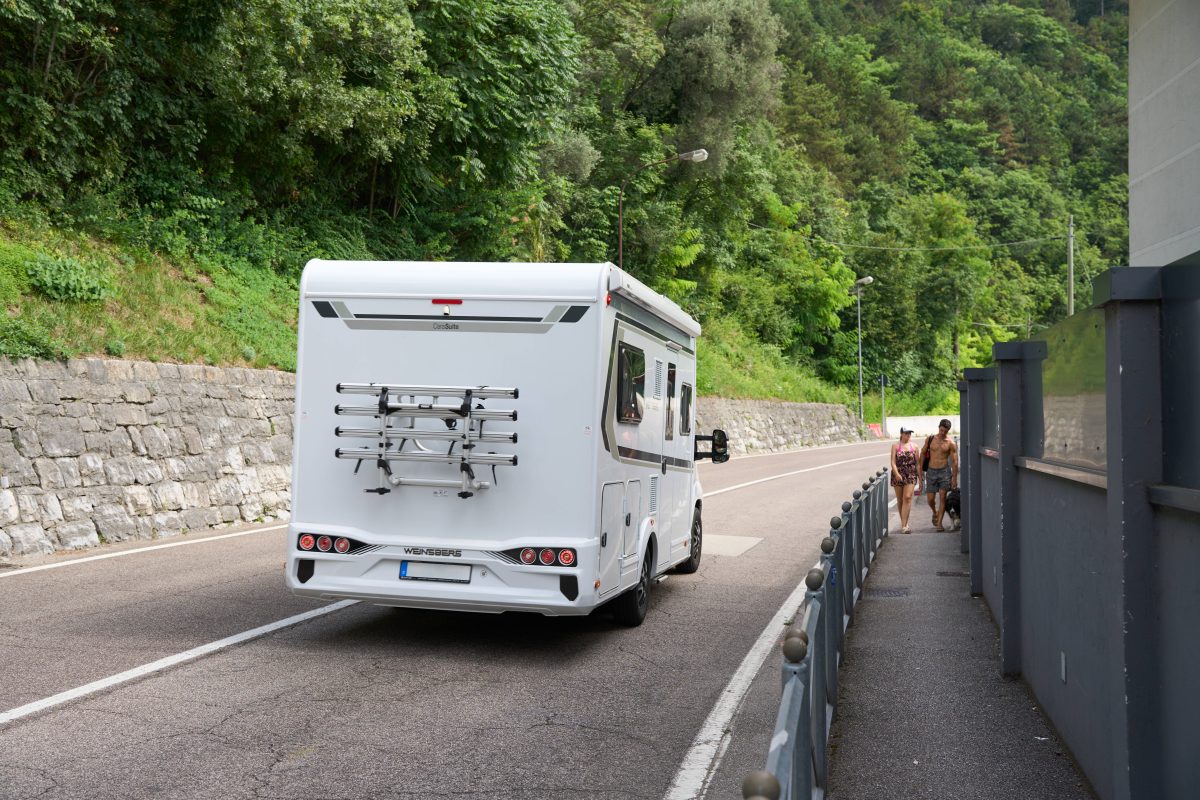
[598,482,624,596]
[624,480,641,557]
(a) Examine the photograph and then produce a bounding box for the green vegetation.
[0,0,1127,416]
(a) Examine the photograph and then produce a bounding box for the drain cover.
[936,570,970,578]
[865,586,910,598]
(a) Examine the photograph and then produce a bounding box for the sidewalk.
[825,522,1096,800]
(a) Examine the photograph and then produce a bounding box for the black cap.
[899,427,913,434]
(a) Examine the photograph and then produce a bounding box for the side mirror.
[694,428,731,464]
[711,428,729,463]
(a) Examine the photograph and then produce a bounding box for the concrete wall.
[0,358,864,558]
[881,415,959,437]
[1015,471,1117,800]
[1129,0,1200,267]
[0,358,294,558]
[1157,506,1200,799]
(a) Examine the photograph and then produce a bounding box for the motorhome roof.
[302,260,700,338]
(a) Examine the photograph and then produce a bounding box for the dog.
[944,487,961,530]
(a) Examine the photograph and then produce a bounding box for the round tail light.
[558,549,575,567]
[539,548,556,565]
[298,534,315,551]
[316,536,332,552]
[520,548,537,564]
[334,537,350,554]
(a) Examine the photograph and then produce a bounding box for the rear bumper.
[284,530,601,616]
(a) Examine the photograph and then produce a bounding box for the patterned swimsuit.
[892,443,919,486]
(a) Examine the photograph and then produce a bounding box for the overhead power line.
[802,234,1067,252]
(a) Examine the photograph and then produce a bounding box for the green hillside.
[0,0,1126,416]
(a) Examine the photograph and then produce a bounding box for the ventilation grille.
[653,360,664,399]
[649,475,659,514]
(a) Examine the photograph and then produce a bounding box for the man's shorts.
[925,466,952,494]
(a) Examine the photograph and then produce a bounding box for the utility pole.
[857,289,863,421]
[1068,214,1075,316]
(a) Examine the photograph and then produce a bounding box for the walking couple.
[890,419,958,534]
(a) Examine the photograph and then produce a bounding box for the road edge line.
[705,452,886,498]
[0,600,358,728]
[0,524,289,579]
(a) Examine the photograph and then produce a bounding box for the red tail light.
[316,536,332,552]
[334,537,350,554]
[558,549,576,567]
[520,548,537,564]
[298,534,315,551]
[539,548,556,565]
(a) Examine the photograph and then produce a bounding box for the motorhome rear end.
[286,260,726,624]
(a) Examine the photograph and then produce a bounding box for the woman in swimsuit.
[890,428,920,533]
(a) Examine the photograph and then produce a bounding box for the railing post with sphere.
[839,503,854,627]
[742,769,781,800]
[805,567,829,794]
[820,532,840,696]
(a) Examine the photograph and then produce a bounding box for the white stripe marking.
[705,453,886,497]
[0,600,357,728]
[662,564,819,799]
[0,525,288,579]
[725,439,887,462]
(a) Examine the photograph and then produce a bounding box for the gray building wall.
[1129,1,1200,267]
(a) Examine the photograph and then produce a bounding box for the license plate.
[400,561,471,583]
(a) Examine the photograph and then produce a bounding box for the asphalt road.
[0,440,892,800]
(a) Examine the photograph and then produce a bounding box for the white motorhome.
[285,260,728,625]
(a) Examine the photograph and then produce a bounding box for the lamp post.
[618,148,708,271]
[849,276,874,423]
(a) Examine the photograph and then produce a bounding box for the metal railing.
[742,467,891,800]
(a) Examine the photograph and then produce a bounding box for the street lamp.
[618,148,708,271]
[849,276,874,424]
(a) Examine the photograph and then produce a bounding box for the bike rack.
[333,383,519,498]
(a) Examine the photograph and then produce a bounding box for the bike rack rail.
[332,383,519,498]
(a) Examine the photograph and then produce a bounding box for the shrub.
[0,240,37,305]
[27,254,113,302]
[0,316,66,359]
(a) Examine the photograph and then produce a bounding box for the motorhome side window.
[617,343,646,423]
[680,384,693,435]
[665,363,676,439]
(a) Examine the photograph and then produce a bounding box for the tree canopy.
[0,0,1128,409]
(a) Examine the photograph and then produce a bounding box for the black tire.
[675,509,702,574]
[612,550,652,627]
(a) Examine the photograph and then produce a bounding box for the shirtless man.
[920,419,958,532]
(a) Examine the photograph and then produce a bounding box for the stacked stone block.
[696,398,863,455]
[0,358,294,558]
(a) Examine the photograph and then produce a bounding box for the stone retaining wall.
[696,397,864,455]
[0,358,863,558]
[0,358,294,558]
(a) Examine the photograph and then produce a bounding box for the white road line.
[705,453,888,497]
[0,524,288,580]
[726,439,887,461]
[0,600,358,728]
